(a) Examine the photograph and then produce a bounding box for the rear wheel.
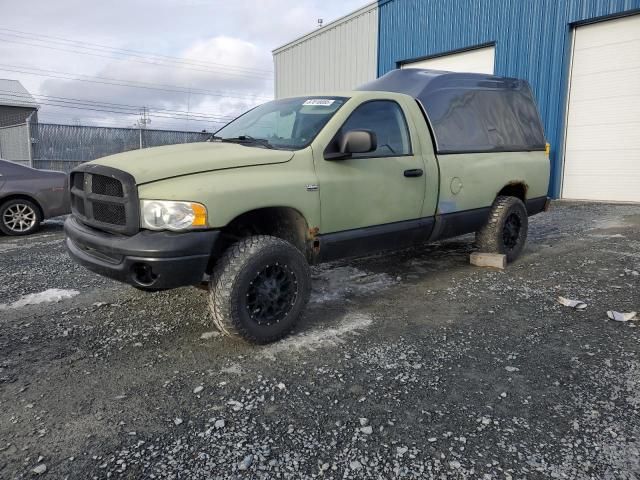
[0,199,42,236]
[208,235,311,344]
[476,196,528,262]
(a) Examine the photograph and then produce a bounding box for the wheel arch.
[497,182,528,203]
[211,206,313,268]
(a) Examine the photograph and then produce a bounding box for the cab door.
[312,98,426,234]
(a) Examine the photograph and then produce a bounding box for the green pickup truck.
[65,69,550,343]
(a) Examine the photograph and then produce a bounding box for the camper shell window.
[357,69,546,154]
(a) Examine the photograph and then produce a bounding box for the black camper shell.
[357,69,546,155]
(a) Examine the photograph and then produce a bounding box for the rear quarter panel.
[36,173,70,218]
[436,151,550,214]
[0,170,69,218]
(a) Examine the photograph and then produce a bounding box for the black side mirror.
[325,129,377,160]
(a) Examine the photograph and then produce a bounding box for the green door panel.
[436,151,550,213]
[313,155,426,233]
[310,93,435,233]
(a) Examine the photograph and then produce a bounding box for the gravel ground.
[0,201,639,479]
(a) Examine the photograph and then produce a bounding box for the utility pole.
[186,85,191,130]
[137,107,151,149]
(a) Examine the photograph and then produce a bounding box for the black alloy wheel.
[475,195,529,263]
[502,213,522,250]
[208,235,311,344]
[245,263,298,326]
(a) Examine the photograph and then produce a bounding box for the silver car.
[0,159,70,236]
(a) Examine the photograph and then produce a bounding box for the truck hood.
[91,141,295,184]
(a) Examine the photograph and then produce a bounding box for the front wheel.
[208,235,311,344]
[476,196,528,262]
[0,199,42,236]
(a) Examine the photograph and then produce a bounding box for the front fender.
[137,152,320,230]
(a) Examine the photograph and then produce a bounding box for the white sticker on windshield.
[303,99,335,106]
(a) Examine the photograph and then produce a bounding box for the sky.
[0,0,367,131]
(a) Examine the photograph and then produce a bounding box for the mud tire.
[476,196,528,263]
[208,235,311,344]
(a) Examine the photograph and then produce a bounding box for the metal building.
[274,0,640,202]
[378,0,640,202]
[272,2,378,99]
[0,79,39,127]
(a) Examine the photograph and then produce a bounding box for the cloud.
[40,35,273,131]
[0,0,369,130]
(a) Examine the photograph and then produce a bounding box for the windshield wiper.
[217,135,274,149]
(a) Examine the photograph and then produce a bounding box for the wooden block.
[470,252,506,270]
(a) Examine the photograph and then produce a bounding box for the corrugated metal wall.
[378,0,640,198]
[273,3,378,99]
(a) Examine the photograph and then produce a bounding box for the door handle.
[404,169,423,178]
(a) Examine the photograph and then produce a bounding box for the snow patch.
[200,331,220,340]
[259,312,373,359]
[0,288,80,310]
[43,217,67,226]
[591,217,628,230]
[311,266,397,303]
[220,363,243,375]
[588,233,626,239]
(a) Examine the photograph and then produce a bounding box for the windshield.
[214,96,347,150]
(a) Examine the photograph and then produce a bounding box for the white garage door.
[401,46,495,74]
[562,14,640,202]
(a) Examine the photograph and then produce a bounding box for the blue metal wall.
[377,0,640,197]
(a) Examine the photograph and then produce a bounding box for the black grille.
[72,172,84,190]
[72,195,85,216]
[92,174,124,197]
[69,165,138,235]
[92,201,126,225]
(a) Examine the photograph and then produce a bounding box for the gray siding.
[0,106,37,128]
[0,123,31,166]
[273,3,378,98]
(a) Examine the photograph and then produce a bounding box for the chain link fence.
[0,123,31,167]
[30,123,210,172]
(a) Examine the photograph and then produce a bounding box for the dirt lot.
[1,202,639,479]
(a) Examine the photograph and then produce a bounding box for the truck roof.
[357,69,546,154]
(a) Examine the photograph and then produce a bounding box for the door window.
[336,101,412,158]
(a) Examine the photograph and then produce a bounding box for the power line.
[38,102,227,123]
[0,90,238,121]
[0,93,236,122]
[37,111,211,130]
[0,93,232,123]
[0,27,273,76]
[0,63,272,101]
[0,36,273,80]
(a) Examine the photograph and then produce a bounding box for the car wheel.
[0,199,42,236]
[475,195,528,262]
[208,235,311,344]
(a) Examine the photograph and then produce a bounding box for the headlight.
[140,200,208,231]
